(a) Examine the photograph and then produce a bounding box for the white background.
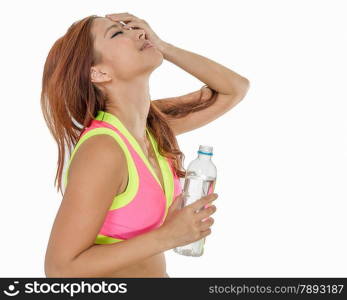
[0,0,346,277]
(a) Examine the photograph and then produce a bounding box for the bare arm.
[152,43,250,135]
[60,227,169,277]
[161,42,249,96]
[44,134,171,277]
[153,85,213,112]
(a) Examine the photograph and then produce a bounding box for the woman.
[42,12,249,278]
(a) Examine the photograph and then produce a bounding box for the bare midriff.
[108,252,169,278]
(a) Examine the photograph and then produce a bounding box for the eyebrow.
[104,23,121,38]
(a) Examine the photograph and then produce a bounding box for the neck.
[198,154,212,161]
[105,76,151,143]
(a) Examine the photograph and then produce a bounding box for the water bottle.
[173,145,217,257]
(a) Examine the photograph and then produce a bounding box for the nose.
[136,29,146,40]
[125,26,146,40]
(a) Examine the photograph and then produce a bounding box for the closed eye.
[111,31,123,38]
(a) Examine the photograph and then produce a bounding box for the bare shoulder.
[45,134,126,274]
[68,133,126,190]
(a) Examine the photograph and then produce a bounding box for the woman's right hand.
[159,193,218,249]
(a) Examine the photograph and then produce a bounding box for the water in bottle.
[174,145,217,257]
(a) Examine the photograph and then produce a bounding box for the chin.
[142,50,163,69]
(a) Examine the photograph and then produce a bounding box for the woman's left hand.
[105,12,168,53]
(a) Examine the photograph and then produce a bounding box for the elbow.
[234,78,250,102]
[45,250,61,277]
[224,77,250,101]
[45,265,62,278]
[44,261,66,278]
[45,256,73,278]
[238,77,250,95]
[45,264,79,278]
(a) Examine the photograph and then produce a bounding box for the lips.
[140,40,153,51]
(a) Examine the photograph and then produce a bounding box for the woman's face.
[90,17,163,83]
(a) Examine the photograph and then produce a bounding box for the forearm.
[53,227,171,277]
[154,90,202,111]
[154,86,214,113]
[161,42,249,95]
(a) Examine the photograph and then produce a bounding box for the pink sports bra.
[63,110,183,244]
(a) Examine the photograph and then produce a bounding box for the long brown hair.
[40,15,218,195]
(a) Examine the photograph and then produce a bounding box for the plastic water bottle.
[173,145,217,257]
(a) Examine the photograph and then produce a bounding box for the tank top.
[63,110,183,244]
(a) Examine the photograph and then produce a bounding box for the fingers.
[106,12,132,18]
[189,193,218,212]
[195,204,217,222]
[199,217,215,231]
[122,21,143,30]
[106,15,147,33]
[199,228,212,238]
[105,13,140,23]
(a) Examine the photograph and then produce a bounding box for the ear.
[90,67,112,83]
